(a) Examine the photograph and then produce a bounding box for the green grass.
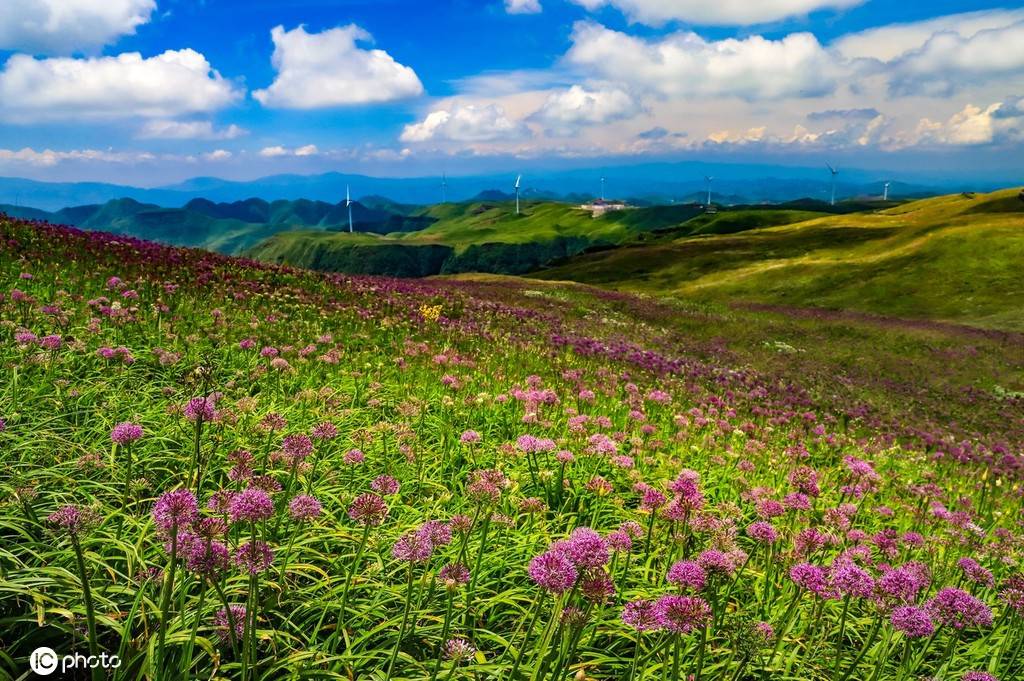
[533,188,1024,330]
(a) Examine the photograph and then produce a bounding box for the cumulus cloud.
[138,120,246,140]
[253,25,423,109]
[531,85,642,133]
[0,0,155,55]
[506,0,542,14]
[400,103,529,142]
[568,0,864,26]
[833,9,1024,62]
[896,101,1024,147]
[0,50,242,121]
[566,22,840,101]
[294,144,319,156]
[885,21,1024,97]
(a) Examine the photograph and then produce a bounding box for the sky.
[0,0,1022,186]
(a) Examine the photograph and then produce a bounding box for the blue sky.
[0,0,1022,185]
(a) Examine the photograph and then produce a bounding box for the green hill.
[246,201,709,275]
[533,188,1024,330]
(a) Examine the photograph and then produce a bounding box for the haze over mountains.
[0,161,974,212]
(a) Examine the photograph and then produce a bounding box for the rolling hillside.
[533,188,1024,330]
[0,196,429,254]
[246,201,710,275]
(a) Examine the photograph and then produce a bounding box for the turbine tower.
[600,176,606,202]
[441,173,448,204]
[514,174,522,216]
[345,185,353,233]
[883,181,891,202]
[826,163,839,206]
[704,176,714,207]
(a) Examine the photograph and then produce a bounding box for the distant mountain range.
[0,196,435,254]
[0,160,984,211]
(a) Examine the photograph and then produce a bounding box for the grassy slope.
[248,201,707,259]
[533,188,1024,330]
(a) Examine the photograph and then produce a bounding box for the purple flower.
[890,606,935,638]
[47,505,97,536]
[343,449,365,465]
[311,422,338,440]
[622,599,662,632]
[460,430,481,444]
[348,493,389,526]
[281,434,313,462]
[443,638,476,662]
[790,563,830,597]
[152,489,198,532]
[214,605,246,643]
[697,549,736,577]
[186,540,230,577]
[392,531,433,563]
[957,558,995,588]
[110,422,143,445]
[439,562,471,588]
[878,563,930,605]
[39,334,62,350]
[927,588,993,629]
[183,397,216,423]
[552,527,609,570]
[667,561,707,591]
[962,673,998,681]
[229,488,274,524]
[655,595,712,634]
[288,494,322,522]
[234,541,274,574]
[832,562,875,599]
[747,521,779,544]
[371,475,400,496]
[418,520,453,547]
[580,570,616,604]
[528,551,578,594]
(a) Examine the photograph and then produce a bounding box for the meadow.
[1,213,1022,681]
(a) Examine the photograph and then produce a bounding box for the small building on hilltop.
[579,198,629,217]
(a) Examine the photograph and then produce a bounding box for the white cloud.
[401,103,529,142]
[259,145,319,157]
[138,120,247,140]
[260,145,288,157]
[0,147,155,167]
[253,25,423,109]
[569,0,864,26]
[506,0,542,14]
[202,149,233,161]
[885,21,1024,97]
[833,9,1024,62]
[0,0,155,55]
[0,50,242,121]
[532,85,643,133]
[566,22,840,101]
[896,101,1024,147]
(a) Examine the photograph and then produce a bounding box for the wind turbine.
[514,174,522,216]
[883,181,891,202]
[704,176,714,207]
[441,173,448,204]
[345,185,353,233]
[600,176,606,202]
[826,163,839,206]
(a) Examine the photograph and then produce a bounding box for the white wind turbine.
[704,176,714,207]
[514,174,522,215]
[600,176,606,201]
[441,173,448,204]
[826,163,839,206]
[345,185,353,233]
[883,181,891,202]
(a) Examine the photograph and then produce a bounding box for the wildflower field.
[1,215,1022,681]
